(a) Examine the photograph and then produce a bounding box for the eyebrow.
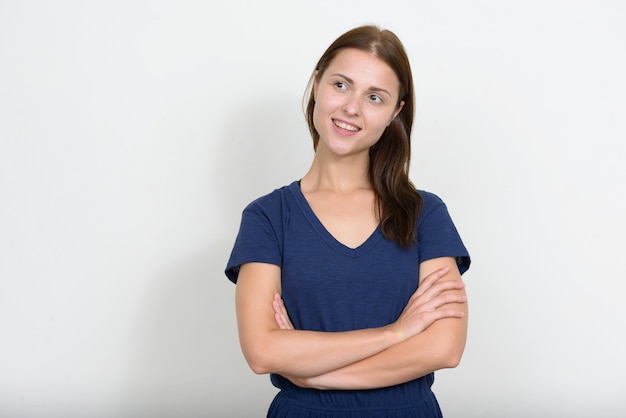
[330,73,393,98]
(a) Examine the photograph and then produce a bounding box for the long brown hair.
[304,25,423,248]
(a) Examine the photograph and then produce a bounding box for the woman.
[225,25,470,417]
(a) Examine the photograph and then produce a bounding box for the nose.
[342,94,361,116]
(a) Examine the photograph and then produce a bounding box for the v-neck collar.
[287,180,383,257]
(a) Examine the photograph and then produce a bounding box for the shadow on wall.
[216,93,314,211]
[117,94,312,417]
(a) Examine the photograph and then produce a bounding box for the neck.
[301,149,371,193]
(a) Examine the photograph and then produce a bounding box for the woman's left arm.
[280,256,468,390]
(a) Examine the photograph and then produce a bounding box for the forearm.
[293,261,469,390]
[236,263,404,377]
[241,260,466,381]
[302,313,468,390]
[243,326,403,378]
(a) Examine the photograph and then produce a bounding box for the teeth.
[334,120,359,131]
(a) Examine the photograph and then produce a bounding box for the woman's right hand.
[388,266,467,341]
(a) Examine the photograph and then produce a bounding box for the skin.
[273,257,468,389]
[235,48,469,389]
[312,48,404,165]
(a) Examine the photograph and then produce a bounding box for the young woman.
[225,25,471,417]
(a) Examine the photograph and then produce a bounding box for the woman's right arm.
[235,262,465,378]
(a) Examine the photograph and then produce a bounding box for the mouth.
[333,119,360,132]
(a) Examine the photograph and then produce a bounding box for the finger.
[395,304,466,338]
[411,278,464,305]
[274,311,287,329]
[273,293,282,305]
[407,285,466,315]
[414,266,450,297]
[272,294,289,329]
[422,308,466,326]
[272,294,282,314]
[275,295,289,319]
[273,304,290,330]
[422,279,465,300]
[272,293,289,315]
[421,293,467,312]
[420,306,466,325]
[402,290,466,320]
[273,294,295,330]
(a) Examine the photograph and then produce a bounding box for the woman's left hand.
[272,293,294,330]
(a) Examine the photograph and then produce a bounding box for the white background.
[1,1,625,417]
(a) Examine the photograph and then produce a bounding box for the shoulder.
[414,189,461,230]
[416,189,447,217]
[242,180,299,220]
[414,189,470,272]
[417,189,445,205]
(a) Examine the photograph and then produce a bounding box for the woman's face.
[313,48,404,159]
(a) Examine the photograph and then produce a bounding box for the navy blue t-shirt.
[225,180,470,415]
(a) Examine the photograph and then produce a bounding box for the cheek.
[312,102,326,134]
[370,112,395,131]
[312,94,337,126]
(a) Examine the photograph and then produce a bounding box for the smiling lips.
[333,119,360,132]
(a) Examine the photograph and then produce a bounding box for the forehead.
[324,48,401,94]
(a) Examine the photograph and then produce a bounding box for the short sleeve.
[225,201,283,284]
[417,192,471,275]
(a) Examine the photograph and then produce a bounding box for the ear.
[389,100,405,125]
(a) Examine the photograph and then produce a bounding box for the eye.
[369,94,383,104]
[334,81,347,90]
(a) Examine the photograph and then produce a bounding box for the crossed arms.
[234,256,468,390]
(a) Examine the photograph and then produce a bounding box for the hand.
[389,267,467,341]
[272,293,294,330]
[281,374,315,388]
